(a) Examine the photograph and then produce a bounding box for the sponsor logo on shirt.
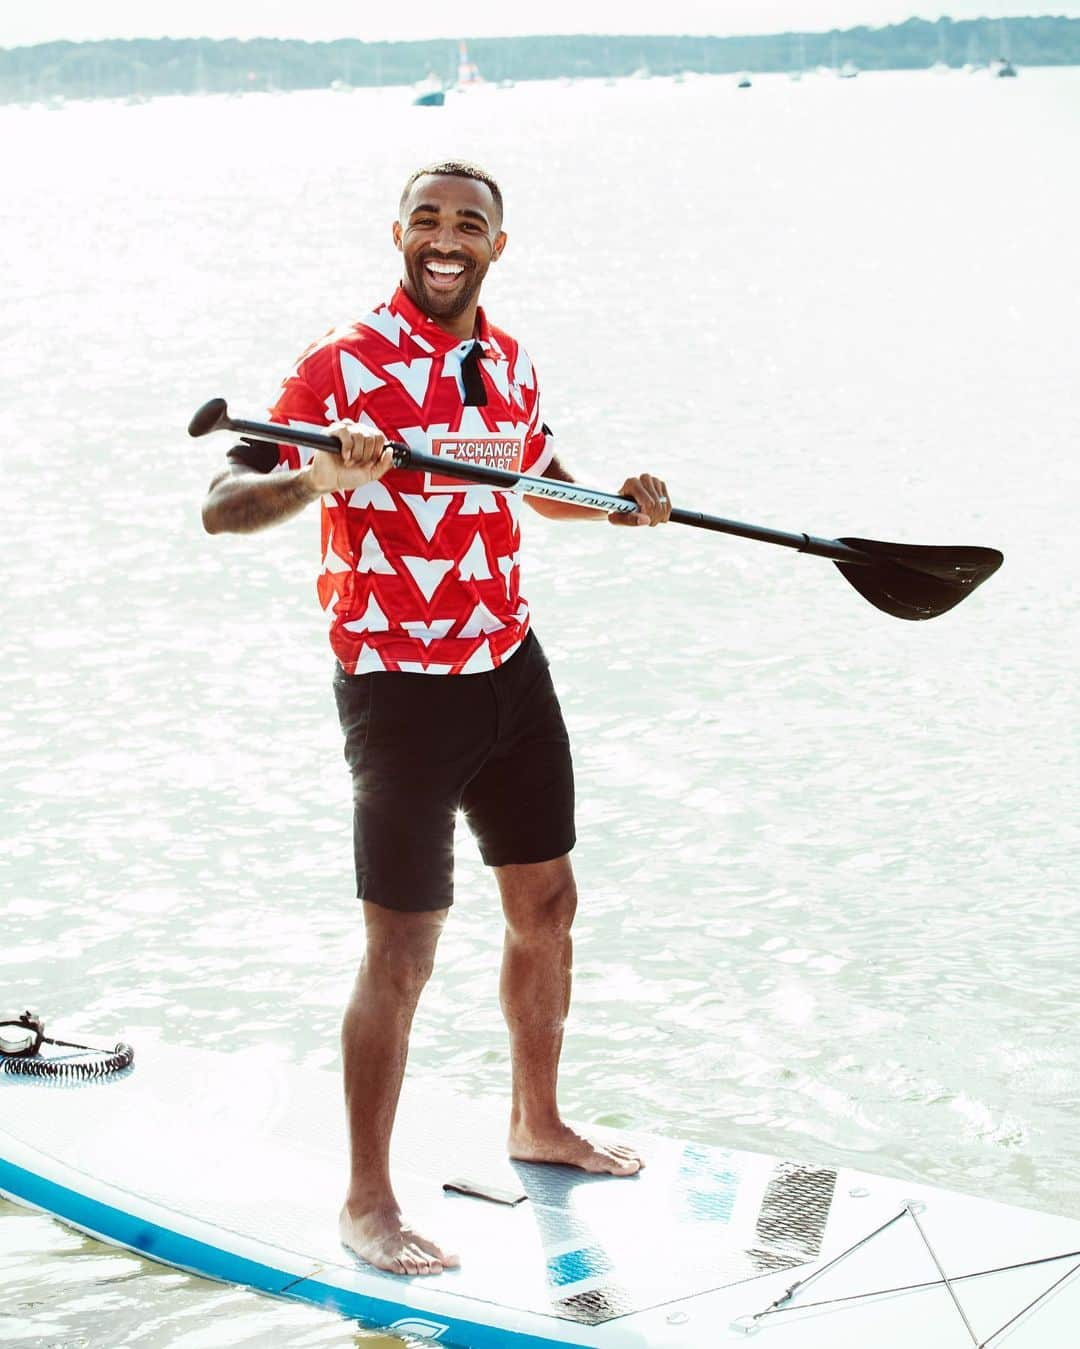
[426,436,523,491]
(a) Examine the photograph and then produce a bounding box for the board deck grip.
[443,1177,529,1206]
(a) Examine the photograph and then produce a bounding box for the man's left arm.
[524,452,672,528]
[517,361,670,527]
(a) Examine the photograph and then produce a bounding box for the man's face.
[394,175,506,326]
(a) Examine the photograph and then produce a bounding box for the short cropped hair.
[399,160,504,228]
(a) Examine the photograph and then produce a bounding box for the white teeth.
[426,262,464,276]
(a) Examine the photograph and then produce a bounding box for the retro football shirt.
[231,286,553,675]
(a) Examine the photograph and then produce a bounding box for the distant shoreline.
[2,18,1077,104]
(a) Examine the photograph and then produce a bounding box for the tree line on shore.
[2,17,1077,103]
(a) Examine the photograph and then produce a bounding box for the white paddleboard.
[1,1041,1078,1347]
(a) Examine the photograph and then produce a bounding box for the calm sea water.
[2,67,1078,1347]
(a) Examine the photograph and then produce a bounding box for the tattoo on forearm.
[206,468,319,534]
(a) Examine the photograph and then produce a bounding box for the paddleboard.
[2,1041,1078,1347]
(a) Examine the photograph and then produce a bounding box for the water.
[2,67,1079,1346]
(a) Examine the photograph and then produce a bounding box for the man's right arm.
[201,425,394,535]
[201,461,322,535]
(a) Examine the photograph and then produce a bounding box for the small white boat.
[412,71,445,107]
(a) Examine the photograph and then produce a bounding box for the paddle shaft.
[224,412,871,568]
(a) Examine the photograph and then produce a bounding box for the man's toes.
[414,1235,458,1268]
[603,1148,641,1174]
[612,1148,644,1169]
[404,1243,440,1274]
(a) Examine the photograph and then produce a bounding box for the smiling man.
[201,160,671,1277]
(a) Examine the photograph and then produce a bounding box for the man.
[201,160,672,1278]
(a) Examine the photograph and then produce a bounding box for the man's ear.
[392,220,403,252]
[492,230,507,262]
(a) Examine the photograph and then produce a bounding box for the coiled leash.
[0,1010,134,1081]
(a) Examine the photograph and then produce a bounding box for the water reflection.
[3,66,1080,1346]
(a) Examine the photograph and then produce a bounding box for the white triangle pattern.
[458,489,501,516]
[456,405,490,435]
[502,493,521,526]
[459,642,495,674]
[513,348,534,390]
[401,618,455,647]
[459,601,505,639]
[401,493,452,542]
[481,358,511,401]
[343,594,390,634]
[322,531,353,574]
[384,358,433,410]
[340,350,385,404]
[401,556,454,603]
[355,529,395,575]
[398,661,453,675]
[324,393,339,422]
[347,479,396,511]
[497,552,518,596]
[353,643,386,674]
[457,532,492,581]
[398,424,451,452]
[360,306,411,345]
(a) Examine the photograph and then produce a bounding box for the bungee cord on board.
[731,1202,1080,1346]
[0,1011,134,1081]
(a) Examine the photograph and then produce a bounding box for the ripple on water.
[4,70,1080,1345]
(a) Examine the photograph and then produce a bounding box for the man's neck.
[402,280,478,341]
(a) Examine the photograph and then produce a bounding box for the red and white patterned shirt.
[259,286,553,675]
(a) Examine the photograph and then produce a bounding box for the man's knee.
[360,902,446,994]
[499,860,578,940]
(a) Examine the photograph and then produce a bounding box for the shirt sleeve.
[225,370,331,474]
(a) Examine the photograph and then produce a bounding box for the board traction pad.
[0,1043,837,1328]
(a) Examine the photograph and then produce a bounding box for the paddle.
[189,397,1003,622]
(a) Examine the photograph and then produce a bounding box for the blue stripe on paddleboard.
[0,1156,595,1349]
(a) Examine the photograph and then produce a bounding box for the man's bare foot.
[508,1121,644,1176]
[339,1202,460,1276]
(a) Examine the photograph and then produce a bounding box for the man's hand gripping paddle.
[190,397,1003,621]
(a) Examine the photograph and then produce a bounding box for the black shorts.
[332,631,576,912]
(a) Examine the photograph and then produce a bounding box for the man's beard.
[406,255,487,322]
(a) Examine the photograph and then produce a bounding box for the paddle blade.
[834,538,1004,621]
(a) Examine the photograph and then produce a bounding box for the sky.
[3,0,1079,47]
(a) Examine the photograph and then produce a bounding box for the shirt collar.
[390,283,500,359]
